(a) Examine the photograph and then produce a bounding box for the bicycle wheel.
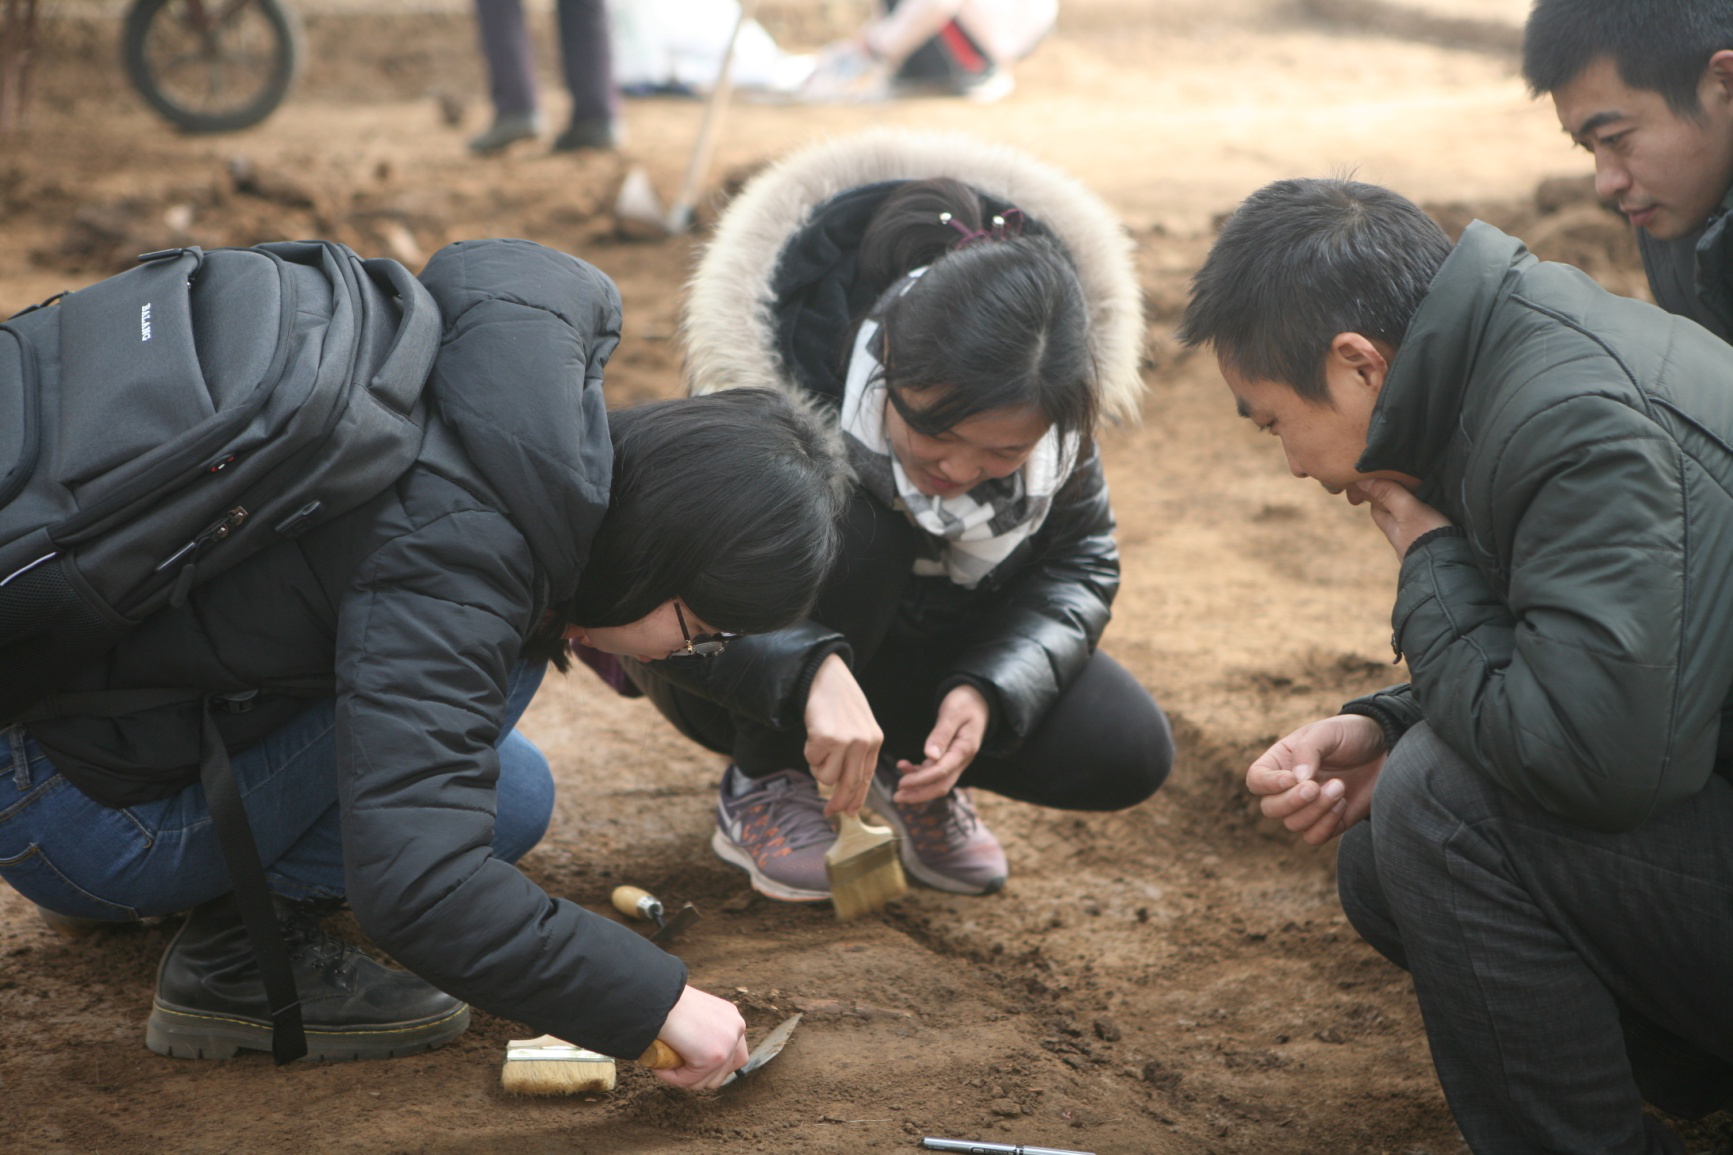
[122,0,301,133]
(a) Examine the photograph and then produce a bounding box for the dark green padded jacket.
[1343,221,1733,833]
[1636,183,1733,342]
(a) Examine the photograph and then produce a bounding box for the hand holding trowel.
[641,1010,801,1087]
[502,1013,801,1095]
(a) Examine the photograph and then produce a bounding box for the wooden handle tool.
[637,1038,683,1069]
[611,885,664,926]
[816,778,908,921]
[501,1034,684,1094]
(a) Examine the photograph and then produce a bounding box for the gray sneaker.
[868,764,1007,895]
[711,766,835,902]
[468,111,541,154]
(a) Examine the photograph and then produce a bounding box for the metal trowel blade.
[650,902,700,945]
[720,1013,801,1086]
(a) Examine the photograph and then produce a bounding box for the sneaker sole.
[866,778,1006,896]
[145,1000,470,1062]
[709,829,831,903]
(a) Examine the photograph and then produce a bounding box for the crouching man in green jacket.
[1179,178,1733,1153]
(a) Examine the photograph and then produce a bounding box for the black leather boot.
[146,893,469,1061]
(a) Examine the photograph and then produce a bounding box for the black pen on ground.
[920,1138,1096,1155]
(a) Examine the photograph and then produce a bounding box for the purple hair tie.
[940,207,1025,249]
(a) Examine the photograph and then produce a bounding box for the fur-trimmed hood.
[682,130,1146,427]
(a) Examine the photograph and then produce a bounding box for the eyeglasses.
[672,602,739,659]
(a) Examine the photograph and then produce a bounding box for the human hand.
[891,684,989,804]
[1347,478,1451,560]
[1246,714,1387,845]
[804,653,883,816]
[650,985,749,1090]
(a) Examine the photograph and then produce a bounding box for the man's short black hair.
[1524,0,1733,117]
[1176,178,1453,402]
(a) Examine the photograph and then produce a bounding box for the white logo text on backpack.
[141,303,153,342]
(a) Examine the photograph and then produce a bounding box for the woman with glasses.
[618,131,1173,903]
[3,239,849,1088]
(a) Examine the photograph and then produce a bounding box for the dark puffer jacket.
[663,131,1146,752]
[1344,222,1733,832]
[27,239,686,1057]
[1635,183,1733,342]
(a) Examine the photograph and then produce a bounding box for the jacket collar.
[1691,182,1733,333]
[1355,222,1531,493]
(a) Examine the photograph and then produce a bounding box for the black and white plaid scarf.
[838,270,1078,588]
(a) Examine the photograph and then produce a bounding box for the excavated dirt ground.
[3,0,1730,1151]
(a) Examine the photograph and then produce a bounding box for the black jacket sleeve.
[334,487,685,1059]
[629,622,852,732]
[946,444,1119,754]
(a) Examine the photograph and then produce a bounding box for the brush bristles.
[827,840,908,921]
[502,1058,616,1095]
[502,1037,617,1095]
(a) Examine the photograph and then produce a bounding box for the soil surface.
[4,1,1729,1152]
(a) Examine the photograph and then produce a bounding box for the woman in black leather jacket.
[618,132,1173,901]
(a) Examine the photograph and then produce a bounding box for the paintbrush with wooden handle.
[501,1035,682,1095]
[819,779,907,921]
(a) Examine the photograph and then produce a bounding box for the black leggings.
[638,493,1172,812]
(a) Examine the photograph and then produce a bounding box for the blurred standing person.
[470,0,621,154]
[802,0,1058,103]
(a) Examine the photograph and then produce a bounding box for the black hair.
[855,177,985,302]
[1524,0,1733,117]
[854,179,1099,441]
[557,387,850,636]
[1176,178,1453,403]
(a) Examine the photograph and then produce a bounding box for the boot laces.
[279,900,363,979]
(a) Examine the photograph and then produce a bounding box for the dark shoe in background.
[146,893,469,1061]
[551,118,620,153]
[468,111,541,154]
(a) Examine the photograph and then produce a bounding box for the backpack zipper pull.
[160,506,249,607]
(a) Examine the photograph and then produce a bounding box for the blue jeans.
[0,662,553,920]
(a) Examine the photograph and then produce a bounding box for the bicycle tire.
[122,0,301,133]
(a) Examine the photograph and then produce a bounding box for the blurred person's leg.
[471,0,542,152]
[553,0,620,151]
[954,0,1056,64]
[864,0,963,63]
[878,0,1053,100]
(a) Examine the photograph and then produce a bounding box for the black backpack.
[0,242,438,717]
[0,241,440,1065]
